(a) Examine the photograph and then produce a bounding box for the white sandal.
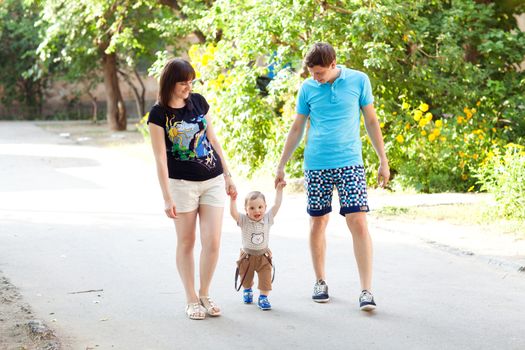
[199,296,221,316]
[185,302,205,320]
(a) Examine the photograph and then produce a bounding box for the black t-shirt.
[147,93,223,181]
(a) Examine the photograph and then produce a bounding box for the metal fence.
[0,99,156,121]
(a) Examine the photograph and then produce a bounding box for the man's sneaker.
[257,295,272,310]
[243,288,253,304]
[312,279,330,303]
[359,290,376,311]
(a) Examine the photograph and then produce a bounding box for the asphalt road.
[1,121,524,350]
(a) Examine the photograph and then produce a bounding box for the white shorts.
[168,175,226,213]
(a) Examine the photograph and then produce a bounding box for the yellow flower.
[505,143,525,149]
[472,154,479,160]
[435,120,443,128]
[396,135,404,143]
[206,43,217,56]
[428,134,436,142]
[424,112,433,121]
[463,107,470,114]
[380,122,385,128]
[401,102,410,110]
[392,112,398,116]
[419,119,428,128]
[201,53,211,66]
[471,108,476,113]
[468,186,475,192]
[432,129,441,136]
[403,34,409,42]
[419,103,429,112]
[421,130,427,136]
[405,123,411,130]
[440,136,446,142]
[461,174,468,181]
[476,101,481,106]
[459,151,465,158]
[413,110,423,121]
[457,116,465,124]
[188,45,200,62]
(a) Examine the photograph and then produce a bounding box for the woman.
[148,58,236,320]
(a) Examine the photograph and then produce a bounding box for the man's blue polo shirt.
[296,66,374,170]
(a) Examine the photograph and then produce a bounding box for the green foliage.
[164,0,525,190]
[370,101,507,192]
[475,143,525,220]
[0,0,46,113]
[36,0,169,78]
[136,113,150,141]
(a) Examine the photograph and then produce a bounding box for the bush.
[363,101,508,192]
[146,0,525,191]
[475,143,525,220]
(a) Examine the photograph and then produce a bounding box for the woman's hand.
[224,176,237,199]
[164,199,177,219]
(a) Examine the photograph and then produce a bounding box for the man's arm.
[274,114,308,187]
[362,104,390,188]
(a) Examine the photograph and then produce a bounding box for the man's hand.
[377,162,390,188]
[274,167,285,189]
[276,180,287,190]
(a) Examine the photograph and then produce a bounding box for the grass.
[372,202,524,238]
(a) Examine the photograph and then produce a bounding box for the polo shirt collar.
[315,65,346,86]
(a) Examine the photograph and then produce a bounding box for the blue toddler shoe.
[243,288,253,304]
[257,295,272,310]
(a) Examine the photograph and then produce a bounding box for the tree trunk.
[102,52,127,131]
[118,68,146,118]
[87,91,98,124]
[134,68,146,118]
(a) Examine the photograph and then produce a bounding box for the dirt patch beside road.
[0,272,61,350]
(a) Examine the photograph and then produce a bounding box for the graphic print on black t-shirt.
[165,113,217,170]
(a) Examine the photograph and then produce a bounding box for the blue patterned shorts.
[304,165,369,217]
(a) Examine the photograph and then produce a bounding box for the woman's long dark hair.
[158,58,196,108]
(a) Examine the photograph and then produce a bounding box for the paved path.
[1,121,524,349]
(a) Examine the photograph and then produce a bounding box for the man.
[274,42,389,311]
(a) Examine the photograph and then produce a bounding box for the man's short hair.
[304,43,336,68]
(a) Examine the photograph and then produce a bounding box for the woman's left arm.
[205,113,237,197]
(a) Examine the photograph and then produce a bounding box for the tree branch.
[314,0,353,15]
[157,0,206,42]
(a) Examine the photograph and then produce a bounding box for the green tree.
[36,0,175,130]
[176,0,524,192]
[0,0,46,118]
